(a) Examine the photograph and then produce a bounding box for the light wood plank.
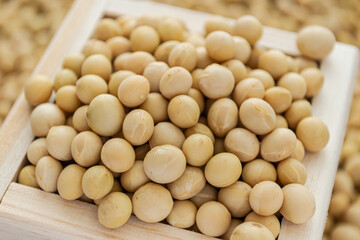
[0,0,107,200]
[0,183,215,240]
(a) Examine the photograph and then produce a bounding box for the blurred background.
[0,0,359,239]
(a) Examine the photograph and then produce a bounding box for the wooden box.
[0,0,358,239]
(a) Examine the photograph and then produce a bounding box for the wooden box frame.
[0,0,358,239]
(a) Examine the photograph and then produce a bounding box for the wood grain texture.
[0,183,214,240]
[0,0,106,200]
[0,0,358,239]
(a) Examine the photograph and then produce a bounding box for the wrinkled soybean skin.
[208,98,238,137]
[239,98,276,135]
[87,94,125,137]
[261,128,297,162]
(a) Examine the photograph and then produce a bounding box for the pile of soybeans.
[17,13,334,240]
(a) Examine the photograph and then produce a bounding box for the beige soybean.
[297,25,335,60]
[196,201,231,237]
[296,117,330,152]
[205,152,242,188]
[154,40,180,62]
[93,18,122,41]
[330,224,360,240]
[290,139,305,161]
[130,25,160,53]
[285,100,312,129]
[280,183,316,224]
[94,180,123,205]
[160,66,192,99]
[222,59,247,84]
[329,192,350,218]
[82,39,112,60]
[63,53,85,77]
[233,78,265,107]
[344,204,360,228]
[76,74,108,104]
[184,123,215,144]
[205,31,236,62]
[169,42,197,71]
[277,158,307,185]
[278,72,307,100]
[245,212,280,238]
[35,156,63,193]
[247,48,265,69]
[190,184,218,208]
[205,16,233,35]
[82,165,114,200]
[233,15,263,45]
[71,131,102,167]
[143,61,169,92]
[219,181,252,218]
[56,85,81,113]
[233,36,252,64]
[53,69,77,91]
[122,109,154,146]
[81,54,112,81]
[30,103,65,137]
[261,128,297,162]
[208,98,238,137]
[158,17,184,42]
[239,98,276,135]
[191,68,203,90]
[72,105,90,132]
[188,88,205,114]
[225,128,259,162]
[118,75,150,107]
[106,36,131,58]
[149,122,185,148]
[121,160,150,192]
[230,222,274,240]
[344,155,360,188]
[139,93,169,123]
[248,69,275,90]
[18,165,40,189]
[87,94,125,137]
[242,159,277,187]
[143,145,186,184]
[132,183,174,223]
[27,138,48,165]
[168,166,206,200]
[186,33,205,47]
[275,115,288,129]
[199,64,235,99]
[196,47,213,69]
[249,181,283,216]
[168,95,200,128]
[333,170,355,197]
[258,49,288,79]
[166,200,197,229]
[98,192,132,229]
[113,52,131,71]
[57,164,86,200]
[122,51,155,75]
[222,219,243,240]
[25,75,52,106]
[46,126,77,161]
[301,67,324,97]
[108,70,135,96]
[294,56,318,71]
[101,138,135,173]
[264,87,292,113]
[182,134,213,166]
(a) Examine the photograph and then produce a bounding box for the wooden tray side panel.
[0,183,215,240]
[0,0,107,201]
[278,43,359,240]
